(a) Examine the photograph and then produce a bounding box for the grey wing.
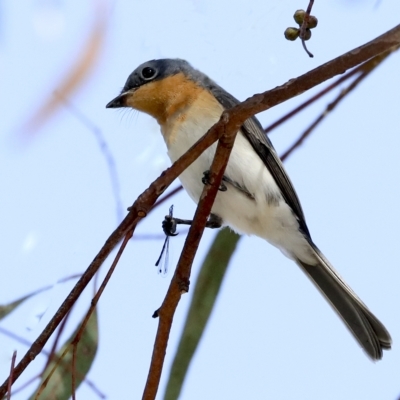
[210,85,310,237]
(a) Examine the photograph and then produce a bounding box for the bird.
[106,58,391,360]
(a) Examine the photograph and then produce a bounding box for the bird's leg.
[202,170,227,191]
[161,213,223,235]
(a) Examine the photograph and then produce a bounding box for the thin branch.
[280,49,395,160]
[1,23,399,398]
[300,0,315,57]
[7,351,17,400]
[264,63,363,135]
[71,344,77,400]
[0,326,104,398]
[34,234,131,398]
[43,308,73,372]
[238,25,400,120]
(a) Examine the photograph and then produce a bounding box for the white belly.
[162,113,316,265]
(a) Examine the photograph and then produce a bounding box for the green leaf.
[163,228,240,400]
[29,308,99,400]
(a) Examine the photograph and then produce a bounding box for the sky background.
[1,0,400,399]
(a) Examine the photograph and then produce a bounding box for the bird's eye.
[142,67,156,80]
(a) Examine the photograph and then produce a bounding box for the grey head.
[106,58,224,109]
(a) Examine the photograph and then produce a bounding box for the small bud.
[307,16,318,29]
[284,27,300,41]
[302,29,312,41]
[293,9,306,25]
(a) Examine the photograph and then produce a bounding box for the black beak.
[106,93,127,109]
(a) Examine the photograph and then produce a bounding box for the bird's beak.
[106,93,128,109]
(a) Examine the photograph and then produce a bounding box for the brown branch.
[7,351,16,400]
[71,346,77,400]
[43,308,73,372]
[0,328,105,398]
[35,231,126,400]
[70,233,132,396]
[142,115,238,400]
[264,63,363,135]
[237,24,400,119]
[280,49,395,160]
[1,23,399,398]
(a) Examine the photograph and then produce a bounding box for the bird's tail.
[296,243,391,360]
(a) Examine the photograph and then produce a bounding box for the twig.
[71,344,77,400]
[264,63,363,135]
[71,234,131,397]
[33,234,131,398]
[280,49,395,160]
[1,23,399,398]
[7,351,17,400]
[43,308,74,372]
[300,0,315,57]
[0,328,105,398]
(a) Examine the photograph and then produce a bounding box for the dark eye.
[142,67,156,80]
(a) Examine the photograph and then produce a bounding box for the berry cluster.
[284,9,318,42]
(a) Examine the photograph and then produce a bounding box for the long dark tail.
[296,242,391,360]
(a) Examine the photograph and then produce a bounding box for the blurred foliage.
[29,309,98,400]
[22,1,108,135]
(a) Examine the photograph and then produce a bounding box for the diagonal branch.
[280,48,396,160]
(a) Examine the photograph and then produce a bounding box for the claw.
[162,216,179,236]
[202,170,227,191]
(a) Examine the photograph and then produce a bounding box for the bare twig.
[280,49,395,160]
[43,308,74,372]
[1,23,399,398]
[0,328,104,399]
[71,345,77,400]
[300,0,315,57]
[33,233,131,398]
[71,233,132,396]
[7,351,17,400]
[264,63,363,135]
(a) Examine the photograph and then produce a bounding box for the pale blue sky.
[1,1,399,399]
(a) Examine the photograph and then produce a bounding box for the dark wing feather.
[210,85,310,237]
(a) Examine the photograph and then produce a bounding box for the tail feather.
[296,243,391,360]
